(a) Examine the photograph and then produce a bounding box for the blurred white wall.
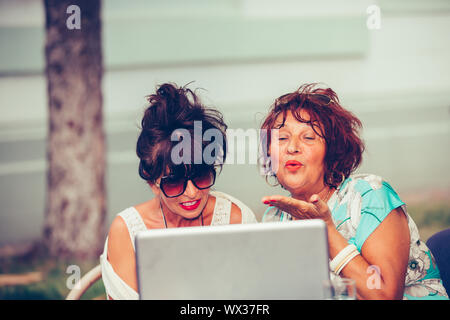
[0,0,449,244]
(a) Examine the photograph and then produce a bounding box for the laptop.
[135,219,330,300]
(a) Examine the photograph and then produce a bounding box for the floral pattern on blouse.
[263,173,449,300]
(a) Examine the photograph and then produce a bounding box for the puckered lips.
[285,160,303,172]
[179,199,201,211]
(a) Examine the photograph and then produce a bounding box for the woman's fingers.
[262,196,315,219]
[263,194,333,223]
[309,194,334,226]
[261,195,286,205]
[309,194,329,215]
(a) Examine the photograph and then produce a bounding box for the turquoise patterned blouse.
[263,173,449,300]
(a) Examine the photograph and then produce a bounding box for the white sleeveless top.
[99,191,257,300]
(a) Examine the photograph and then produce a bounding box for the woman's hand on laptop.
[261,194,334,228]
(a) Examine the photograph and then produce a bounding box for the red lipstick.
[179,199,201,211]
[285,160,303,171]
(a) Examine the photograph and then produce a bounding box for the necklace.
[159,201,204,228]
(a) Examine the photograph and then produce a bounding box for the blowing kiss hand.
[261,194,335,228]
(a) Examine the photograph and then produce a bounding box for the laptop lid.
[135,219,330,300]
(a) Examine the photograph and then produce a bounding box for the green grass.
[0,248,106,300]
[406,202,450,242]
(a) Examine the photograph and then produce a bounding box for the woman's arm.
[262,195,410,299]
[327,207,410,299]
[107,216,139,293]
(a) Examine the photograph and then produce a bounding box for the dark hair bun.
[137,82,228,182]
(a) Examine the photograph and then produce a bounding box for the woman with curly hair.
[260,83,448,300]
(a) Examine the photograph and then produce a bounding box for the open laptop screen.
[135,219,330,300]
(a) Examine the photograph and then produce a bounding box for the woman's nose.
[183,180,198,198]
[287,137,301,154]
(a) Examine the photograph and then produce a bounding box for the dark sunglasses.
[156,167,216,198]
[276,92,332,106]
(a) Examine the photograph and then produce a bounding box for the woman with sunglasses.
[100,83,257,300]
[259,83,448,300]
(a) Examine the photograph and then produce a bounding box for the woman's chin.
[278,178,306,193]
[175,207,200,219]
[177,201,207,219]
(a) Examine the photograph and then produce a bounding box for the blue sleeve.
[350,181,405,251]
[262,206,282,222]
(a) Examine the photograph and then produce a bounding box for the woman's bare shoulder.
[106,209,140,291]
[229,203,243,224]
[107,214,133,258]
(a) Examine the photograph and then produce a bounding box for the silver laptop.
[135,219,330,300]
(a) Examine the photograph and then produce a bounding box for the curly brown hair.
[260,83,365,188]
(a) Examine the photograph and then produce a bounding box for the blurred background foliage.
[0,248,105,299]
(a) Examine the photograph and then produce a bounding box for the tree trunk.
[43,0,106,259]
